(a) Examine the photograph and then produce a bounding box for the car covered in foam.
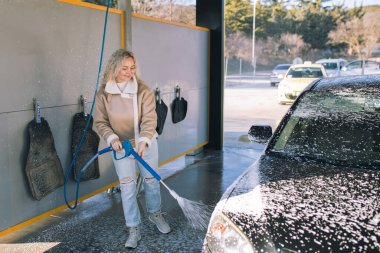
[203,75,380,253]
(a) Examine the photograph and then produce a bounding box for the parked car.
[203,75,380,253]
[315,58,348,77]
[270,64,292,86]
[278,62,327,104]
[341,59,380,76]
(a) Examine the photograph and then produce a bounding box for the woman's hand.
[111,139,123,153]
[137,141,148,158]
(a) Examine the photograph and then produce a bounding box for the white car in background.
[270,64,292,86]
[278,62,327,104]
[315,58,348,77]
[341,59,380,76]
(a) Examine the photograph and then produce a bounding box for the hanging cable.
[64,0,111,209]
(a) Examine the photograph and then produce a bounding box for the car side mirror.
[248,124,272,144]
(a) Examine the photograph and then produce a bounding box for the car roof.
[309,74,380,92]
[348,59,378,64]
[316,58,346,63]
[291,63,323,68]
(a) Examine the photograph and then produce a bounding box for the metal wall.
[131,15,209,162]
[0,1,209,233]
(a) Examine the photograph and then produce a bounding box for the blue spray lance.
[68,139,162,210]
[72,139,212,231]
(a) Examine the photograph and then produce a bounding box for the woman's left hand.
[137,141,148,158]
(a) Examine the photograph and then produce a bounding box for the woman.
[94,49,170,249]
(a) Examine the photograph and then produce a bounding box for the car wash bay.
[0,0,229,250]
[0,138,264,252]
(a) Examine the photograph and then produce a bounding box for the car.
[278,62,327,104]
[203,75,380,253]
[341,59,380,76]
[315,58,348,77]
[270,64,292,87]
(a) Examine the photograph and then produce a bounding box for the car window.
[275,65,291,70]
[286,67,324,78]
[320,62,337,70]
[347,61,362,70]
[366,61,378,68]
[271,90,380,168]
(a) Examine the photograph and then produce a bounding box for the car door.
[346,61,362,75]
[365,61,380,74]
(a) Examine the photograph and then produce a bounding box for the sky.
[333,0,380,7]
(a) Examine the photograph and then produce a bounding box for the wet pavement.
[0,134,265,253]
[224,76,290,132]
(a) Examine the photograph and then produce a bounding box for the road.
[224,74,291,133]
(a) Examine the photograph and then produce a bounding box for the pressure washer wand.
[66,140,211,230]
[128,148,179,199]
[64,140,159,209]
[129,143,212,231]
[112,140,174,195]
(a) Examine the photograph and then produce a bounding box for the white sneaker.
[125,226,141,248]
[148,212,171,234]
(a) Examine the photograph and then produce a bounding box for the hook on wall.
[175,85,181,98]
[155,88,162,104]
[80,95,88,117]
[33,98,41,124]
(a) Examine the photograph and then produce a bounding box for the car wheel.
[270,82,276,87]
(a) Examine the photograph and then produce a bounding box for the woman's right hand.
[111,139,123,152]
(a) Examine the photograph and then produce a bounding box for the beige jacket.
[93,76,157,148]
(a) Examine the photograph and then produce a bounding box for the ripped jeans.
[112,139,161,227]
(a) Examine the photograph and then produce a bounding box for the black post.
[196,0,224,150]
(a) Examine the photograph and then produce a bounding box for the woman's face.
[115,57,136,83]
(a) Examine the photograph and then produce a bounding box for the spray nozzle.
[96,140,133,159]
[113,140,133,160]
[96,139,162,181]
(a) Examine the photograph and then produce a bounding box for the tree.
[225,31,252,60]
[285,0,363,50]
[297,11,336,49]
[225,0,253,36]
[329,15,380,58]
[279,33,306,60]
[132,0,155,14]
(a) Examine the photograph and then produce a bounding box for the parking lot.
[224,73,290,133]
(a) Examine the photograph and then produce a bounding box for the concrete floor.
[0,134,265,253]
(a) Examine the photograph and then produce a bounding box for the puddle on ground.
[239,134,250,142]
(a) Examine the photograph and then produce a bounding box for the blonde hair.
[99,49,138,91]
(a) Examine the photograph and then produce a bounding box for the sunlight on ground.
[0,242,60,253]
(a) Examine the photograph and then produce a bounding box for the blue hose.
[70,146,112,209]
[64,0,111,209]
